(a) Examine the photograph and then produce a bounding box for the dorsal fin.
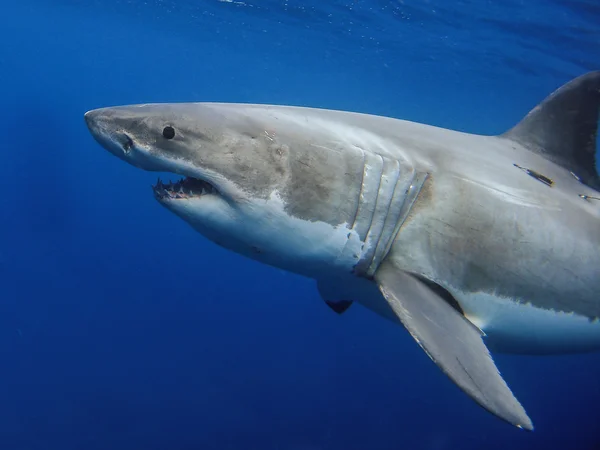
[501,71,600,190]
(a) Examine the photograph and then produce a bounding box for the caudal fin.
[501,71,600,190]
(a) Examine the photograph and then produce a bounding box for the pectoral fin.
[374,260,533,431]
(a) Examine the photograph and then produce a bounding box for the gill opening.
[348,148,429,278]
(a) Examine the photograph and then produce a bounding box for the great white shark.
[84,71,600,431]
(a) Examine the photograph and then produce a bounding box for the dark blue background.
[0,1,599,449]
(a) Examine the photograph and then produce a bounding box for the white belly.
[319,272,600,355]
[454,291,600,354]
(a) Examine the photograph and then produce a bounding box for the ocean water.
[0,0,599,449]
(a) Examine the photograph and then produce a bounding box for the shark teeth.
[152,176,217,200]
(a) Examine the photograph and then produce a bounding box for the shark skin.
[84,71,600,431]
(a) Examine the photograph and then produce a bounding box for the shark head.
[84,103,372,277]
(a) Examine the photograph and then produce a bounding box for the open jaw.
[152,176,218,201]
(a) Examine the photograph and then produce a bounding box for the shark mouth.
[152,176,217,200]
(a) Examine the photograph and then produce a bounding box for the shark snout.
[84,108,109,137]
[84,108,112,145]
[84,108,135,161]
[83,109,99,128]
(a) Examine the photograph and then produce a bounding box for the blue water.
[1,0,599,448]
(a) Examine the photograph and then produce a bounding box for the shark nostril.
[122,134,134,152]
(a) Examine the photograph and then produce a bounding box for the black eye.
[162,126,175,139]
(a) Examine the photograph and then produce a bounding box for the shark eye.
[162,126,175,140]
